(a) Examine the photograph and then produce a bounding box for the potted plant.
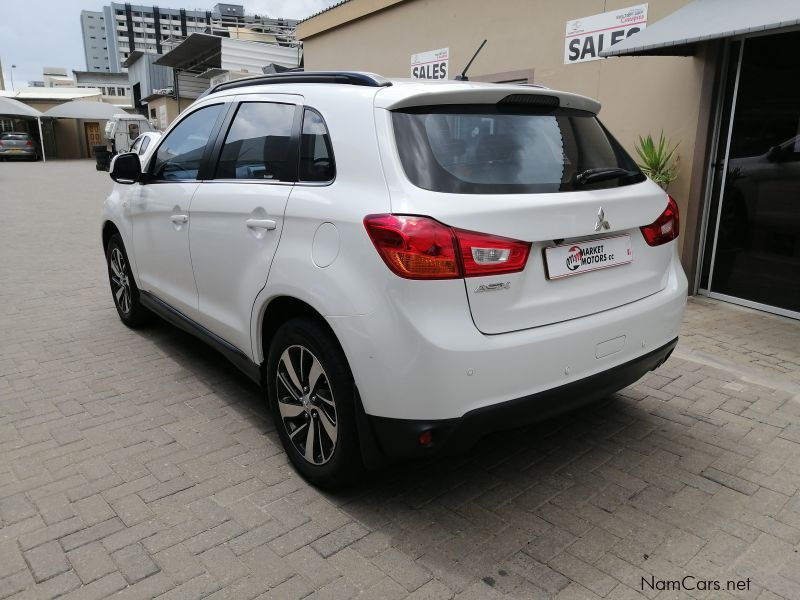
[634,131,679,191]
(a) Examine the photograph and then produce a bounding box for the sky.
[0,0,338,90]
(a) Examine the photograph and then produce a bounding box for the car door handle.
[170,214,188,224]
[246,218,277,231]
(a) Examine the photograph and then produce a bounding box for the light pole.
[10,64,16,91]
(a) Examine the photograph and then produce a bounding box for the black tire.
[105,233,149,327]
[267,317,363,488]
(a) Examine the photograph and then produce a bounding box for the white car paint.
[102,76,687,456]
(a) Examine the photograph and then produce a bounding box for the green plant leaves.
[635,131,679,190]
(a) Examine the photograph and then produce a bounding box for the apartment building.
[81,3,298,74]
[80,10,111,72]
[42,67,75,88]
[73,71,131,107]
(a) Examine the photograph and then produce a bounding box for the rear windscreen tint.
[0,134,31,141]
[392,105,644,194]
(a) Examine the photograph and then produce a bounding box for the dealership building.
[297,0,800,319]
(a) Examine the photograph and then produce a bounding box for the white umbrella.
[0,96,47,163]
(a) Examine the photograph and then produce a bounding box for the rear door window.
[392,104,644,194]
[299,108,335,182]
[215,102,296,181]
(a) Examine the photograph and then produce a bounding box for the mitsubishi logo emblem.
[594,207,610,232]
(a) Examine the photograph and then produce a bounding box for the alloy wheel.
[276,345,338,465]
[109,247,132,314]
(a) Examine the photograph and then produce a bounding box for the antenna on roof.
[454,40,487,81]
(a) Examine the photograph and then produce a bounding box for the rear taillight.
[26,140,33,147]
[454,228,531,276]
[363,214,531,280]
[640,196,679,246]
[363,215,460,279]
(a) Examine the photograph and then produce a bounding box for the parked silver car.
[0,132,39,161]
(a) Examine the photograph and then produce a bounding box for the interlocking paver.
[198,545,248,587]
[23,540,70,583]
[111,543,160,584]
[240,543,295,588]
[66,541,116,584]
[59,517,125,552]
[311,521,369,558]
[2,161,800,598]
[0,541,27,579]
[0,494,37,524]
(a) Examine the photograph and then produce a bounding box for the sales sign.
[410,47,449,80]
[564,4,647,64]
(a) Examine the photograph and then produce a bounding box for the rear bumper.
[328,251,687,422]
[369,336,677,458]
[0,149,37,159]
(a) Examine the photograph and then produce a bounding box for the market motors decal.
[566,243,614,271]
[564,4,647,64]
[545,235,633,279]
[566,246,583,271]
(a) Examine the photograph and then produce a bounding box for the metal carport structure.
[0,96,47,162]
[41,101,127,120]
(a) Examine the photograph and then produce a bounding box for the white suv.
[102,72,687,487]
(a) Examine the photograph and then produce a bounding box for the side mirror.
[110,152,142,184]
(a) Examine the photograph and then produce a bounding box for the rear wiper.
[574,167,639,185]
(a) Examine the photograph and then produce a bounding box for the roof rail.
[199,71,392,99]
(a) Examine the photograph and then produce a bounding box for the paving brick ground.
[2,160,800,599]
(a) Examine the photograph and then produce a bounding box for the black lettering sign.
[568,38,580,60]
[580,35,596,60]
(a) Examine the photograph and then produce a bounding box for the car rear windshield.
[392,104,645,194]
[0,134,31,141]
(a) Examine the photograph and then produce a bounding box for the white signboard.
[410,47,449,80]
[544,235,633,279]
[565,4,647,64]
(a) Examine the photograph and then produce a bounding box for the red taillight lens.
[640,196,680,246]
[363,214,460,279]
[26,140,33,147]
[363,214,531,279]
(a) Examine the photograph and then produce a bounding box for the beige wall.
[146,96,187,129]
[300,0,703,257]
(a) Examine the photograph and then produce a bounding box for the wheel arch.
[102,220,120,251]
[257,295,337,366]
[102,219,141,288]
[256,294,386,469]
